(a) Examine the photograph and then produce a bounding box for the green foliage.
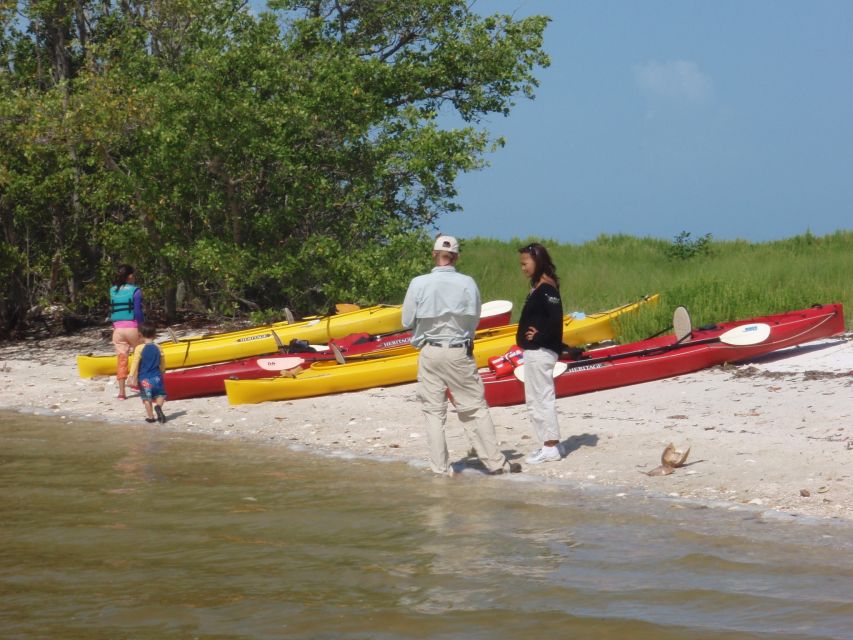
[0,0,549,335]
[249,308,287,326]
[666,231,713,260]
[460,231,853,342]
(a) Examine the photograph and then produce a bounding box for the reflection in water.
[110,440,163,491]
[1,410,852,640]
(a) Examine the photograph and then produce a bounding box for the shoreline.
[2,328,851,523]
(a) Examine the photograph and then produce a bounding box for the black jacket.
[516,283,564,352]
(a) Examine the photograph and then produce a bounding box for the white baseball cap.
[433,235,460,253]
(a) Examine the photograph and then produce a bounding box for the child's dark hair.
[140,322,157,339]
[113,264,135,287]
[518,242,560,289]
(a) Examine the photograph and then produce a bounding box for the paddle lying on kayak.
[483,303,844,407]
[512,321,772,382]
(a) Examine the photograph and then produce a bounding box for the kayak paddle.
[512,361,568,383]
[512,322,772,381]
[673,306,692,342]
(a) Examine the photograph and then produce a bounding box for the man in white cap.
[402,234,521,476]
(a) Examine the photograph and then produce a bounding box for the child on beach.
[128,323,167,424]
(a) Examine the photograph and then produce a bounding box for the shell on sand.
[645,464,676,477]
[661,442,690,468]
[645,443,691,477]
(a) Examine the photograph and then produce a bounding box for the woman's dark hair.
[113,264,134,288]
[519,242,559,289]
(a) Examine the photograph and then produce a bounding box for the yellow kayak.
[76,305,406,378]
[225,295,659,404]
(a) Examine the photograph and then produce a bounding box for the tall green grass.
[459,231,852,342]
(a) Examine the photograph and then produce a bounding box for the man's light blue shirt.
[402,266,481,348]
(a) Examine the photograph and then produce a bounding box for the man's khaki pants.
[416,344,506,474]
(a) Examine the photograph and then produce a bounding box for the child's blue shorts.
[139,375,167,400]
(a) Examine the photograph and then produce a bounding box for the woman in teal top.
[110,264,144,399]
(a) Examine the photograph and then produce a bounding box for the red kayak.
[164,300,512,400]
[482,303,845,407]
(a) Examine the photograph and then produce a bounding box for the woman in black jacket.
[516,243,564,464]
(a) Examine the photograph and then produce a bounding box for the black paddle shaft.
[564,334,727,370]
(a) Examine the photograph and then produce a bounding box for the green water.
[1,411,851,640]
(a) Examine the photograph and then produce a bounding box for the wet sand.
[1,328,851,522]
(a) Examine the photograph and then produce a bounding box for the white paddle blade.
[512,362,568,383]
[257,356,305,372]
[330,342,346,365]
[673,306,692,341]
[719,323,771,346]
[284,307,295,324]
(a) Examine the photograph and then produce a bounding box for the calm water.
[2,411,852,640]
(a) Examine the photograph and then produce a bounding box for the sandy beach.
[2,327,851,523]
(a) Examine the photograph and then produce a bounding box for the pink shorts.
[112,327,140,379]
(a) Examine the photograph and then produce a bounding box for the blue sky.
[252,1,852,244]
[438,0,853,243]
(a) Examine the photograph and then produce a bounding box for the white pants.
[522,347,561,443]
[417,344,507,474]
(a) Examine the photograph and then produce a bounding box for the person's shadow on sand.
[560,433,599,457]
[457,447,524,471]
[457,434,600,469]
